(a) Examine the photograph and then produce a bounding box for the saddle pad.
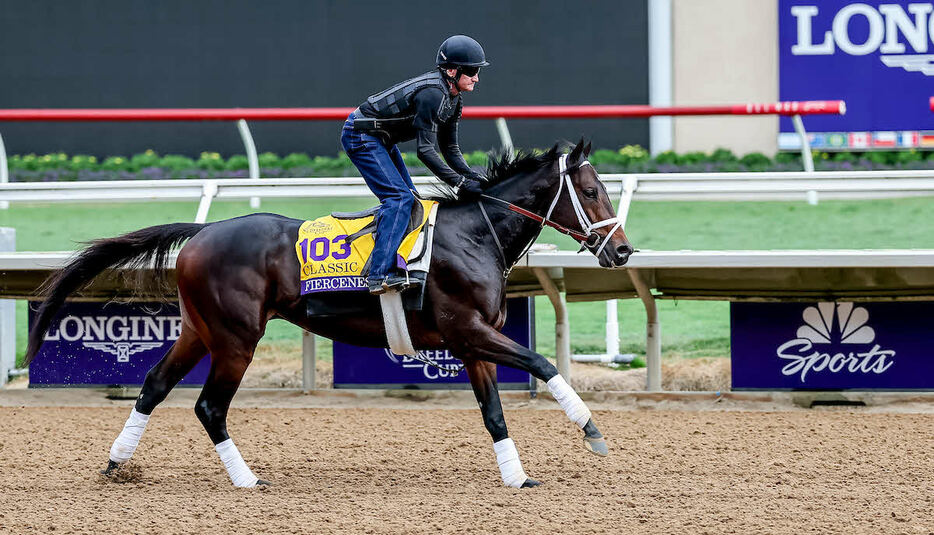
[296,199,437,294]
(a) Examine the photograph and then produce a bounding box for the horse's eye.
[583,188,598,199]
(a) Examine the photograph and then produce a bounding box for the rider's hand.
[457,178,485,200]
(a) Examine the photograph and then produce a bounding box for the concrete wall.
[0,0,649,157]
[672,0,778,155]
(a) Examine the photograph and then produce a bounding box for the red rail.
[0,101,845,122]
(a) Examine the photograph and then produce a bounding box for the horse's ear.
[568,138,585,164]
[584,141,592,157]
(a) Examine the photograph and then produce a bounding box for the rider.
[341,35,489,294]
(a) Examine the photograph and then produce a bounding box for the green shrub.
[224,154,250,171]
[678,151,708,166]
[464,150,488,167]
[833,152,857,163]
[196,151,225,171]
[709,148,738,163]
[895,149,923,164]
[68,154,98,171]
[257,152,281,168]
[618,144,649,164]
[131,149,161,169]
[654,150,678,165]
[159,154,196,171]
[740,152,771,169]
[774,152,801,164]
[101,156,132,172]
[281,152,313,169]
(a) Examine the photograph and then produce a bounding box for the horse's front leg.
[463,359,540,488]
[451,320,608,457]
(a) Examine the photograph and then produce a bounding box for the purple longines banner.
[779,1,934,150]
[333,297,534,390]
[28,301,210,387]
[732,301,934,390]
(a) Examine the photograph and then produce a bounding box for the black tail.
[24,222,207,366]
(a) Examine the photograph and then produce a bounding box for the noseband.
[478,153,623,277]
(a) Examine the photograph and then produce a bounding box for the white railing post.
[495,117,514,153]
[792,114,815,173]
[237,119,261,209]
[0,227,15,385]
[0,131,9,210]
[195,181,218,224]
[532,267,570,380]
[302,330,316,392]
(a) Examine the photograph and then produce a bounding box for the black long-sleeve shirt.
[357,83,480,186]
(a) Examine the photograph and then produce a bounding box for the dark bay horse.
[25,140,633,488]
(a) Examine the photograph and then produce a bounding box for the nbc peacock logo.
[776,302,895,383]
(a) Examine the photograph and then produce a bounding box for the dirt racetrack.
[1,394,933,534]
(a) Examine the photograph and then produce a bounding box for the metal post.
[532,267,570,380]
[605,300,620,357]
[237,119,261,209]
[495,117,514,153]
[792,114,815,173]
[628,268,661,391]
[195,181,218,224]
[0,228,15,386]
[0,131,9,210]
[648,0,673,155]
[302,330,316,392]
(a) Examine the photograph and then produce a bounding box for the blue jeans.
[340,114,416,279]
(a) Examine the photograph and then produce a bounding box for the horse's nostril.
[616,244,633,257]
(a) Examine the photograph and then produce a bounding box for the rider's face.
[446,68,479,93]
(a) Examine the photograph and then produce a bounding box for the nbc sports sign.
[28,301,210,387]
[731,301,934,390]
[333,297,534,390]
[779,1,934,149]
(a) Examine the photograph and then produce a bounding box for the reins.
[476,153,623,278]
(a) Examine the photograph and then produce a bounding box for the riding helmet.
[436,35,490,68]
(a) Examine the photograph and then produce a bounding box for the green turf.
[7,195,934,367]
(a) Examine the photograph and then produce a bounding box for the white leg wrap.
[109,408,150,464]
[215,438,259,488]
[493,438,528,488]
[547,375,592,428]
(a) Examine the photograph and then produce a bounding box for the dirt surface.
[1,401,933,534]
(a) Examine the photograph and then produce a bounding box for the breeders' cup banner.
[333,297,534,390]
[732,301,934,390]
[779,1,934,150]
[28,301,210,387]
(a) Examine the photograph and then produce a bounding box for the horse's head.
[543,140,633,267]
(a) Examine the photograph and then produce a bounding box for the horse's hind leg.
[103,324,207,475]
[194,336,269,488]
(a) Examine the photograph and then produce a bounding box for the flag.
[872,132,897,148]
[849,132,870,149]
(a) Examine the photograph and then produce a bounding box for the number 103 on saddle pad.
[296,199,438,294]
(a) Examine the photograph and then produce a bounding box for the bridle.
[477,153,624,277]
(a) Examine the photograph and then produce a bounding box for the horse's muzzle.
[599,243,633,268]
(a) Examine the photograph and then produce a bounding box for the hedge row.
[7,147,934,182]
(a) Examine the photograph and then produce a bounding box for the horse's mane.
[427,143,562,205]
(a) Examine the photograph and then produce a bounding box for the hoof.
[101,460,122,476]
[256,479,273,486]
[520,478,541,488]
[583,436,609,457]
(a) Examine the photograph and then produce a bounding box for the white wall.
[672,0,778,155]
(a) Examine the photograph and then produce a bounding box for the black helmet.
[436,35,490,68]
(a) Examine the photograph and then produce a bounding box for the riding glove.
[457,177,485,199]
